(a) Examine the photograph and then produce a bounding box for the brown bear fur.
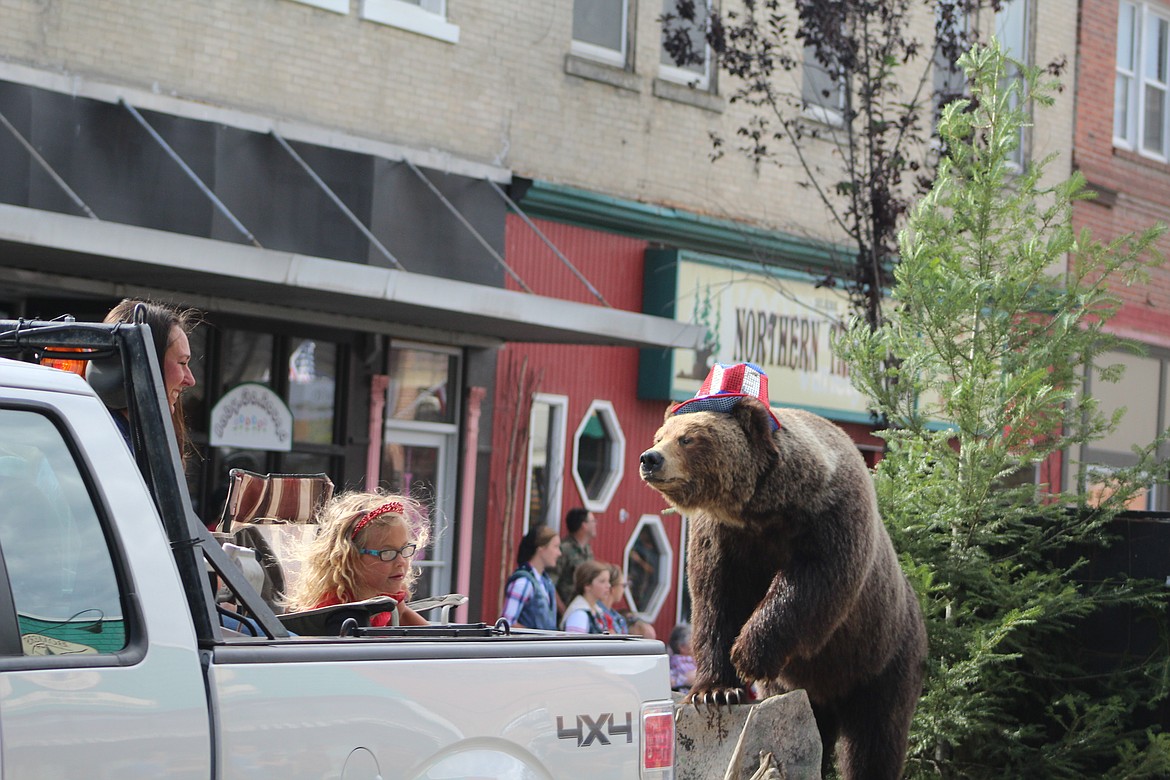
[639,397,927,780]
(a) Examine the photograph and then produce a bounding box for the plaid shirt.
[554,535,593,608]
[501,564,557,629]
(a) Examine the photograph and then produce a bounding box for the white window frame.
[659,0,712,90]
[571,0,631,68]
[523,393,568,535]
[571,400,626,512]
[623,514,674,621]
[1115,1,1170,160]
[361,0,460,44]
[932,0,970,122]
[801,43,846,126]
[995,0,1031,170]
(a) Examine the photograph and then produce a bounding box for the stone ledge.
[564,54,642,93]
[652,77,725,113]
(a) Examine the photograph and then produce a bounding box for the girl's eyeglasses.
[358,543,417,562]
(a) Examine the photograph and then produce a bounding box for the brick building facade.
[0,1,1098,633]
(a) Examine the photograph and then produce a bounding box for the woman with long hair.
[98,297,199,461]
[500,525,561,630]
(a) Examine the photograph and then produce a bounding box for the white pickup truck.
[0,318,675,779]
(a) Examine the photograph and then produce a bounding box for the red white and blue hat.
[671,362,781,430]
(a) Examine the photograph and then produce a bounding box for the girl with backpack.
[500,525,561,630]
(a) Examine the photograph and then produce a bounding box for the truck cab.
[0,319,675,779]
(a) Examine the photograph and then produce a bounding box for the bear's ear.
[664,402,683,422]
[733,398,779,452]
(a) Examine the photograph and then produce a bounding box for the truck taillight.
[641,701,675,779]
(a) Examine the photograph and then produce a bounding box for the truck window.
[0,410,127,655]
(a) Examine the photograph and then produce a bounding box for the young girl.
[500,525,561,630]
[599,562,629,634]
[560,559,612,634]
[287,492,430,627]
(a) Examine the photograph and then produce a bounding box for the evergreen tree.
[836,43,1170,779]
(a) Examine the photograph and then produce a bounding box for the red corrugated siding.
[481,216,686,640]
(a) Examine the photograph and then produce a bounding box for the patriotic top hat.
[671,362,781,430]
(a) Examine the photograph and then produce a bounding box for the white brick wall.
[0,0,1076,245]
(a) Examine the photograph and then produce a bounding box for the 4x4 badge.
[556,712,633,746]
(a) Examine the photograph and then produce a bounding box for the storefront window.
[183,326,209,430]
[387,348,457,424]
[190,324,346,520]
[1078,350,1164,511]
[220,330,273,391]
[288,338,336,445]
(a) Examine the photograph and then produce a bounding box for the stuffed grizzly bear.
[639,363,926,780]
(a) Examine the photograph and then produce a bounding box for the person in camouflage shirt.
[553,508,597,614]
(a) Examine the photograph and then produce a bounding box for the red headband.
[351,501,405,539]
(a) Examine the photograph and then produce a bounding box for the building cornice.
[515,179,855,272]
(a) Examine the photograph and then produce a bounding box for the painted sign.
[642,250,874,422]
[210,383,294,451]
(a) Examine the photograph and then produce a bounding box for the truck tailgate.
[209,636,671,779]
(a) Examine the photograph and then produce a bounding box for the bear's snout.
[639,449,664,478]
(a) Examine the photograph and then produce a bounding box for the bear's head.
[639,396,779,519]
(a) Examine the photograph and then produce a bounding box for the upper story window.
[660,0,711,89]
[996,0,1031,168]
[361,0,460,44]
[1116,2,1170,159]
[933,1,969,124]
[802,43,846,126]
[573,0,632,68]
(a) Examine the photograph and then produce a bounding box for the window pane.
[220,330,273,392]
[380,441,440,600]
[1143,84,1166,152]
[1116,74,1132,139]
[184,325,209,433]
[661,0,707,75]
[1116,5,1137,145]
[1145,17,1169,81]
[0,410,127,654]
[802,44,843,111]
[623,516,673,620]
[995,0,1027,58]
[528,402,553,528]
[573,0,626,53]
[933,2,968,122]
[387,348,457,424]
[288,338,336,445]
[1118,3,1137,71]
[281,451,331,476]
[576,410,612,500]
[627,524,663,614]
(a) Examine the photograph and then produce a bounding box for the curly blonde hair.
[285,491,430,612]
